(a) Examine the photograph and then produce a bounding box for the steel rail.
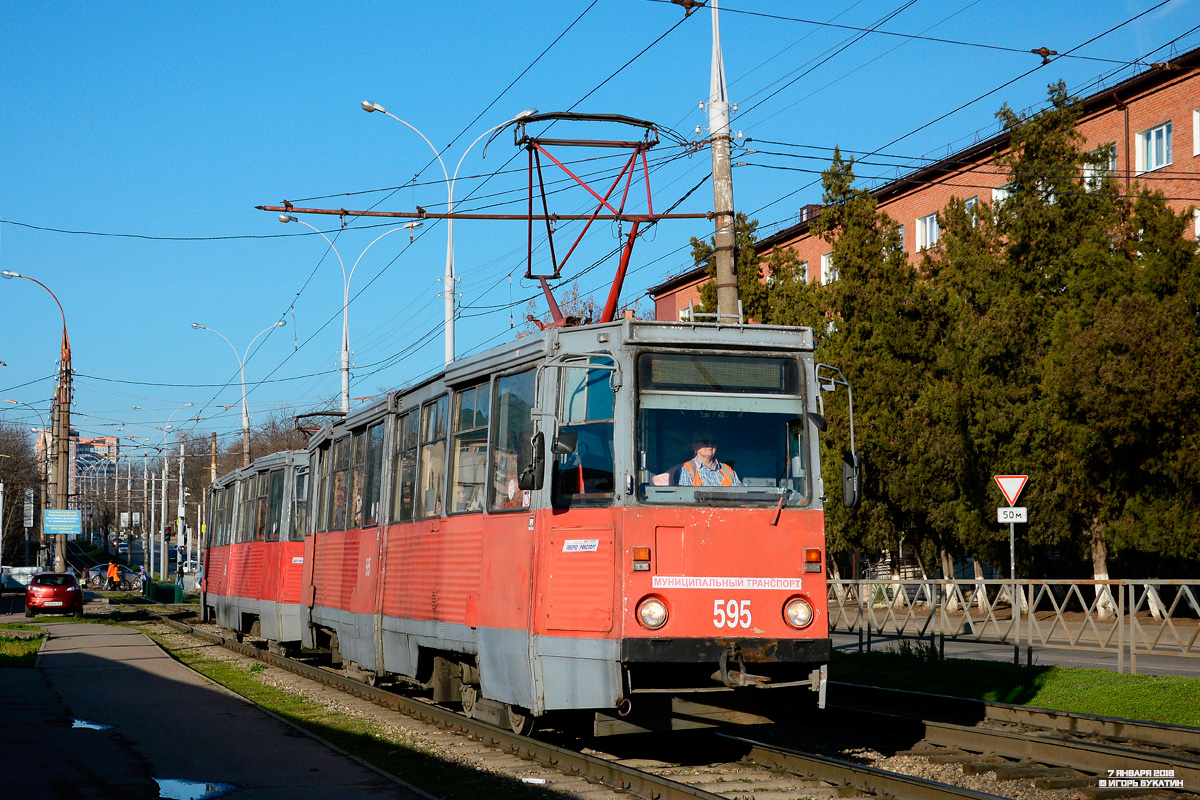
[918,720,1200,791]
[831,682,1200,753]
[149,614,727,800]
[719,734,1009,800]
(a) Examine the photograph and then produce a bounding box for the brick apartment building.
[650,46,1200,319]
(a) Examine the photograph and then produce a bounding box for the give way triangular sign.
[994,475,1028,506]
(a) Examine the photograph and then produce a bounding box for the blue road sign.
[44,509,83,537]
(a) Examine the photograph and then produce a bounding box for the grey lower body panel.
[258,600,306,643]
[310,605,377,671]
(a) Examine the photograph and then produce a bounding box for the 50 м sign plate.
[997,507,1027,524]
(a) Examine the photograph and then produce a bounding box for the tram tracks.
[125,605,1196,800]
[826,683,1200,794]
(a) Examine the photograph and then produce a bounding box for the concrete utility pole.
[144,461,151,571]
[708,0,739,323]
[176,441,185,575]
[210,431,217,484]
[160,457,168,579]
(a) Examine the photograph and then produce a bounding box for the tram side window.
[208,489,220,547]
[255,473,270,541]
[291,470,309,541]
[221,487,234,545]
[349,431,367,528]
[314,443,330,532]
[364,422,385,526]
[238,478,255,543]
[329,436,351,530]
[489,369,536,512]
[552,359,616,508]
[417,396,448,518]
[451,383,490,513]
[266,469,285,541]
[392,411,418,522]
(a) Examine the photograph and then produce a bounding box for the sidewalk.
[0,614,429,799]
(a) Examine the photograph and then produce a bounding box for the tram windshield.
[637,352,810,506]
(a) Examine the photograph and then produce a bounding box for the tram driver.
[652,432,741,487]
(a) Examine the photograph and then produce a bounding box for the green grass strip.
[0,627,46,668]
[831,648,1200,726]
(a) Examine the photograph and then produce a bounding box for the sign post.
[995,474,1029,665]
[994,475,1028,581]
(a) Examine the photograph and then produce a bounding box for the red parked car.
[25,573,84,618]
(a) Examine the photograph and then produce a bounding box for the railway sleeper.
[960,756,1018,775]
[992,765,1081,781]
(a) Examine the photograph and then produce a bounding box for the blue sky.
[2,0,1195,453]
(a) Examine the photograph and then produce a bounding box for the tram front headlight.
[637,597,668,630]
[784,597,814,629]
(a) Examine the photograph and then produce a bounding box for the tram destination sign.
[997,507,1028,524]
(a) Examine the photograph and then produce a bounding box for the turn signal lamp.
[804,548,822,573]
[632,547,651,572]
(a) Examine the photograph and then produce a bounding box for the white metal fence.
[827,579,1200,673]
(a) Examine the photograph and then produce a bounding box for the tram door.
[476,367,540,710]
[531,358,622,711]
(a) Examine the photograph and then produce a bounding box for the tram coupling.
[713,645,772,688]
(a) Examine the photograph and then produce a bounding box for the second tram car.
[204,318,856,734]
[203,450,309,649]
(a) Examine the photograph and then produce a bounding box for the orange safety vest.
[680,459,735,486]
[107,563,119,579]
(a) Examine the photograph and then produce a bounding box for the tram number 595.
[713,599,751,629]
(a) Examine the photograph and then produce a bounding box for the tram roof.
[307,319,816,444]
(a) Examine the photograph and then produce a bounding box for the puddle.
[71,719,114,730]
[153,778,239,800]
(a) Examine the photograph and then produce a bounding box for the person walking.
[105,561,120,591]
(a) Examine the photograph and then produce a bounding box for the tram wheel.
[507,704,536,736]
[460,685,478,718]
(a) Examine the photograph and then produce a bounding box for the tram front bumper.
[620,636,831,664]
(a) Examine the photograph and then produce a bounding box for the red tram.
[204,319,857,734]
[202,450,309,649]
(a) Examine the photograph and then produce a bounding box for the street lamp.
[191,321,285,467]
[278,216,420,412]
[2,269,72,572]
[360,102,537,364]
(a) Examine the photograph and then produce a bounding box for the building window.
[820,252,837,284]
[1193,109,1199,157]
[992,184,1012,207]
[964,196,978,224]
[797,260,809,282]
[1084,144,1117,190]
[1136,121,1172,174]
[896,225,905,251]
[916,213,940,250]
